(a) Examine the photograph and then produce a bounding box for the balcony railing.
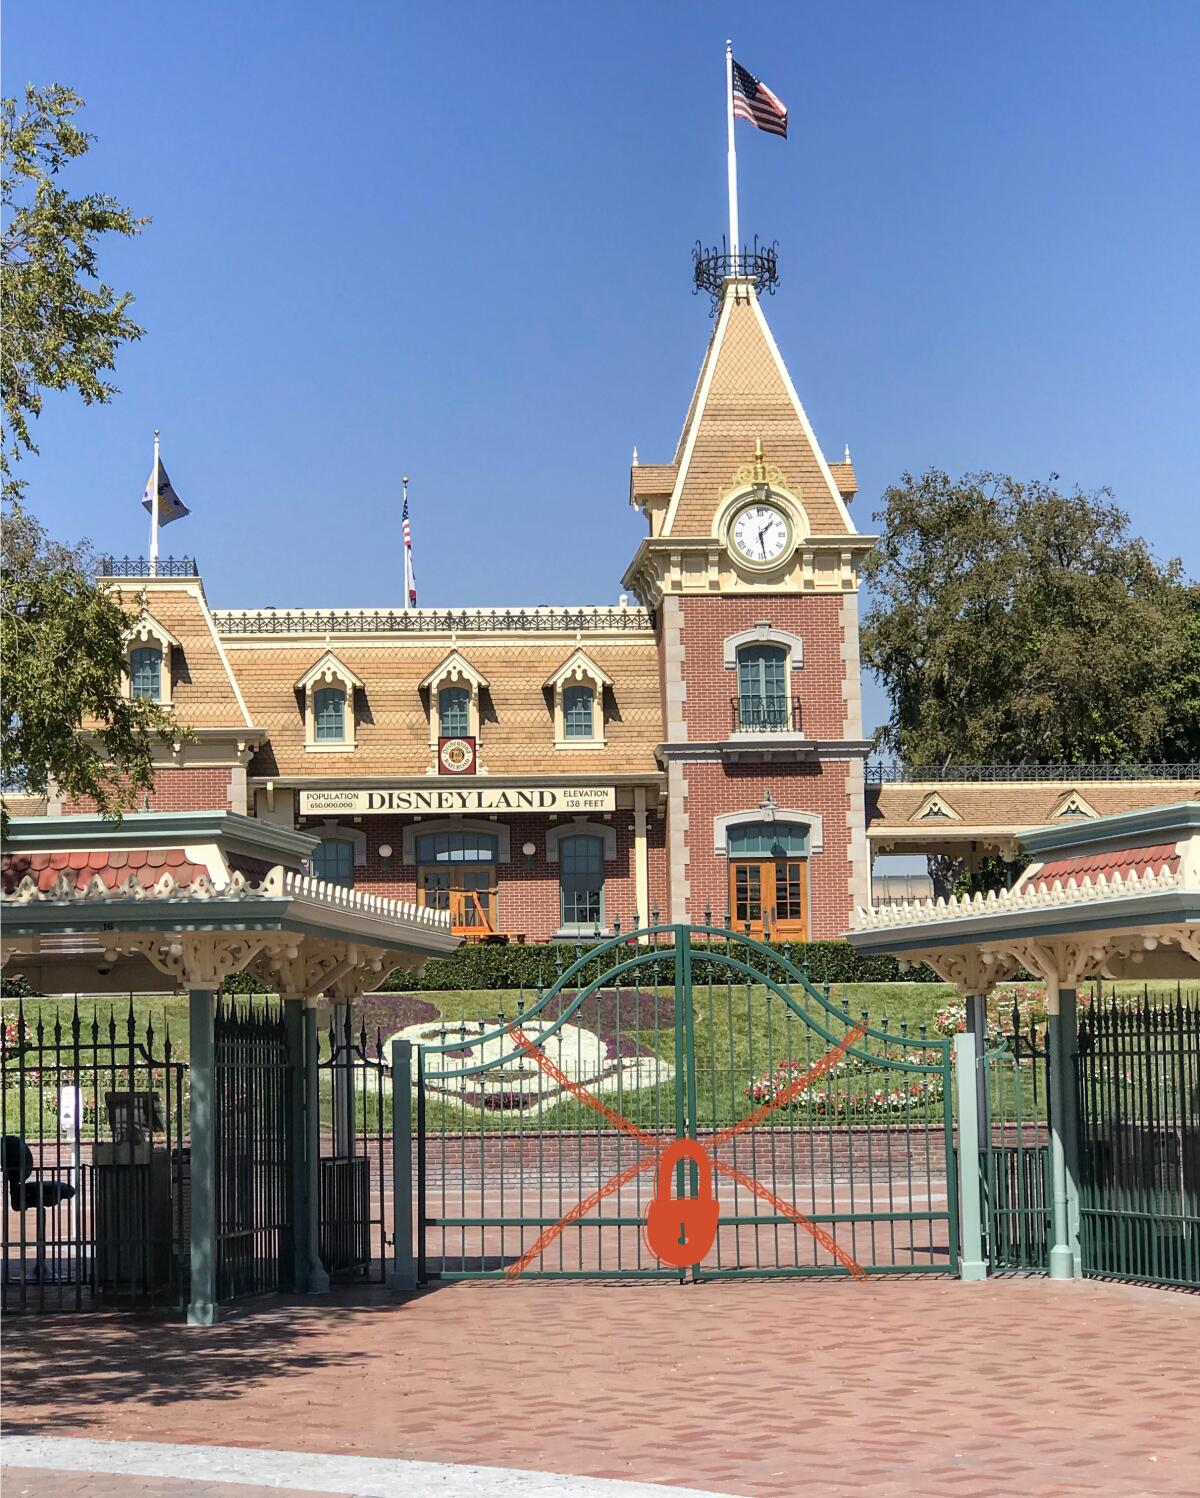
[732,694,802,734]
[212,605,654,635]
[96,556,199,578]
[865,761,1200,783]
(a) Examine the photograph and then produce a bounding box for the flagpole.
[149,429,161,573]
[726,39,740,276]
[402,475,410,612]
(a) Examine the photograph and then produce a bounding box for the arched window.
[726,822,809,859]
[563,684,595,739]
[312,838,355,887]
[314,687,346,741]
[439,686,470,737]
[559,834,605,931]
[736,644,788,730]
[129,646,163,702]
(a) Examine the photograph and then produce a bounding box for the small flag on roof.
[141,456,189,526]
[731,59,788,138]
[402,477,417,608]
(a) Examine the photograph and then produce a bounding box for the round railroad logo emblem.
[439,736,476,774]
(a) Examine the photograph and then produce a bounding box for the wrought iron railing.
[96,556,199,578]
[865,761,1200,783]
[732,694,802,734]
[212,605,654,635]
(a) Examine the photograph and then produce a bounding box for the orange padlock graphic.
[644,1138,719,1267]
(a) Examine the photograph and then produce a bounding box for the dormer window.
[439,685,470,738]
[123,612,179,707]
[314,686,346,741]
[296,651,363,751]
[421,652,488,749]
[130,646,163,702]
[545,649,611,749]
[564,684,595,739]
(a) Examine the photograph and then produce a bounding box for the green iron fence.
[1077,994,1199,1289]
[1,998,188,1312]
[980,1003,1052,1272]
[416,922,957,1281]
[213,997,293,1300]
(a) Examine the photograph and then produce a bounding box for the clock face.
[731,502,791,565]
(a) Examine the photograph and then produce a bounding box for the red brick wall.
[674,594,850,742]
[62,767,234,814]
[681,760,854,939]
[303,813,667,942]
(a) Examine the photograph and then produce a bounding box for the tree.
[862,471,1192,767]
[2,501,173,818]
[2,84,145,498]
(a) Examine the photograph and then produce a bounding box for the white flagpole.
[726,39,740,276]
[402,474,411,612]
[149,428,161,572]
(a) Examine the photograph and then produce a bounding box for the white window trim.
[297,651,363,751]
[306,821,368,867]
[123,613,179,706]
[713,808,825,857]
[545,648,612,749]
[401,816,511,866]
[545,819,618,863]
[722,624,804,670]
[421,652,489,749]
[726,628,804,737]
[911,792,962,823]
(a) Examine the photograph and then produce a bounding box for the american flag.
[402,486,417,607]
[732,60,788,139]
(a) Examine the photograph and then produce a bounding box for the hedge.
[378,939,939,992]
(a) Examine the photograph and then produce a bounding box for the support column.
[964,993,991,1146]
[634,786,650,942]
[954,1030,987,1280]
[304,1005,331,1293]
[332,1002,355,1157]
[390,1038,416,1290]
[1046,973,1078,1279]
[187,989,217,1325]
[283,998,310,1292]
[1058,984,1081,1276]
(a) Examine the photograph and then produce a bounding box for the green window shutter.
[559,834,604,929]
[312,838,355,886]
[726,820,809,858]
[314,687,346,740]
[563,684,595,739]
[736,644,788,728]
[439,686,470,737]
[130,647,162,702]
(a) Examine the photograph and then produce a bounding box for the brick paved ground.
[4,1277,1199,1496]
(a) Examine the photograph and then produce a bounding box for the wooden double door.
[729,858,808,941]
[419,867,497,936]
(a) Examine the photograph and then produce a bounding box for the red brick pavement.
[4,1277,1198,1496]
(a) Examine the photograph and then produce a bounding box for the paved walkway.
[4,1277,1199,1496]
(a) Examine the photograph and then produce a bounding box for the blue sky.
[7,2,1198,716]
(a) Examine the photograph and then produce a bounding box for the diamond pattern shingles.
[669,296,853,540]
[228,636,664,778]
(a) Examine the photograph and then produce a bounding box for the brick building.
[68,270,875,941]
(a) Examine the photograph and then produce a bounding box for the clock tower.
[624,255,875,940]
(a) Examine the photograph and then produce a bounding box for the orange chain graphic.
[503,1018,869,1281]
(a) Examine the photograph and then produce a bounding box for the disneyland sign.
[299,786,616,816]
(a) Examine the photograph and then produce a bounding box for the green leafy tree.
[862,471,1192,766]
[2,501,173,818]
[2,84,145,498]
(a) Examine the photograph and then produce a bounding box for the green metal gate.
[416,924,957,1280]
[980,1004,1052,1272]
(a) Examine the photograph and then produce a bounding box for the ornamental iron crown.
[693,236,779,311]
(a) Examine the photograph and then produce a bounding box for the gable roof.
[658,282,858,541]
[295,650,365,693]
[543,647,614,691]
[419,650,489,692]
